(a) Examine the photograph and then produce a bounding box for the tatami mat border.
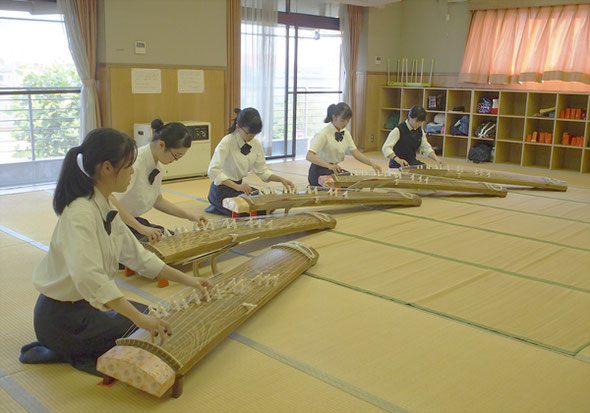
[228,332,410,413]
[0,368,50,413]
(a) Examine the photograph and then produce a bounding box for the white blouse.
[382,119,434,158]
[115,144,162,217]
[33,189,164,310]
[208,131,273,186]
[308,122,357,164]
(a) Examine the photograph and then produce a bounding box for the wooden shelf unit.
[378,86,590,173]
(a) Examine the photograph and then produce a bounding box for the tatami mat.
[10,339,384,413]
[238,276,590,413]
[0,243,47,376]
[0,154,589,412]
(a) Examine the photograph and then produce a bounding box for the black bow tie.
[335,131,344,142]
[103,210,118,235]
[240,143,252,155]
[148,168,160,184]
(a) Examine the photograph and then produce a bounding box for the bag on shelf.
[468,141,494,163]
[428,94,445,110]
[474,121,496,139]
[384,112,400,129]
[476,97,497,114]
[450,115,469,136]
[425,123,443,134]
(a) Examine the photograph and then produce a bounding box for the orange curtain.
[227,0,241,128]
[347,5,363,141]
[460,4,590,85]
[72,0,100,126]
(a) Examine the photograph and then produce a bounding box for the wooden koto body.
[319,172,507,197]
[404,165,568,191]
[97,241,319,398]
[142,212,335,264]
[222,188,422,214]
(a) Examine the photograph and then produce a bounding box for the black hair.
[324,102,353,123]
[151,118,192,148]
[408,105,427,121]
[227,107,263,135]
[53,128,137,215]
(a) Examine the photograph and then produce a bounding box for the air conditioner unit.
[133,121,211,181]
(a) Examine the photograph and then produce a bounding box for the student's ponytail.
[324,104,336,123]
[227,107,262,134]
[227,108,241,133]
[53,146,94,215]
[324,102,353,123]
[53,128,137,215]
[151,118,191,148]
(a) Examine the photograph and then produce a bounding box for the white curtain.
[241,0,278,155]
[339,5,352,107]
[57,0,97,141]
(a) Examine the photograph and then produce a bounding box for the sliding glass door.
[270,25,341,159]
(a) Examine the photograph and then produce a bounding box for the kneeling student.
[306,102,381,187]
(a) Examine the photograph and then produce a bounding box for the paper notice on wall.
[177,69,204,94]
[131,68,162,94]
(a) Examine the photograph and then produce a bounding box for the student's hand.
[140,225,162,243]
[237,182,253,195]
[135,313,172,345]
[371,163,383,174]
[436,158,446,167]
[186,277,213,293]
[189,214,208,225]
[329,164,344,174]
[281,178,295,191]
[397,157,410,168]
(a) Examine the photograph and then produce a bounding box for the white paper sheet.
[177,69,204,94]
[131,68,162,94]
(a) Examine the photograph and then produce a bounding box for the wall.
[362,0,470,75]
[96,0,227,153]
[399,0,470,74]
[98,0,226,66]
[362,1,402,73]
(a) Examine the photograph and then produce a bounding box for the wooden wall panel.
[98,65,226,154]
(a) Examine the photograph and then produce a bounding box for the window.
[0,9,80,187]
[277,3,342,159]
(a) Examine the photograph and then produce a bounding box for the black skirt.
[308,163,334,187]
[33,294,147,375]
[206,180,246,216]
[308,163,352,187]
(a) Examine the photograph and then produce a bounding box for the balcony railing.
[0,87,81,164]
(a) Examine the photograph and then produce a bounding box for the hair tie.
[76,153,90,178]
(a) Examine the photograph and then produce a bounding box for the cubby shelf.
[378,86,590,173]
